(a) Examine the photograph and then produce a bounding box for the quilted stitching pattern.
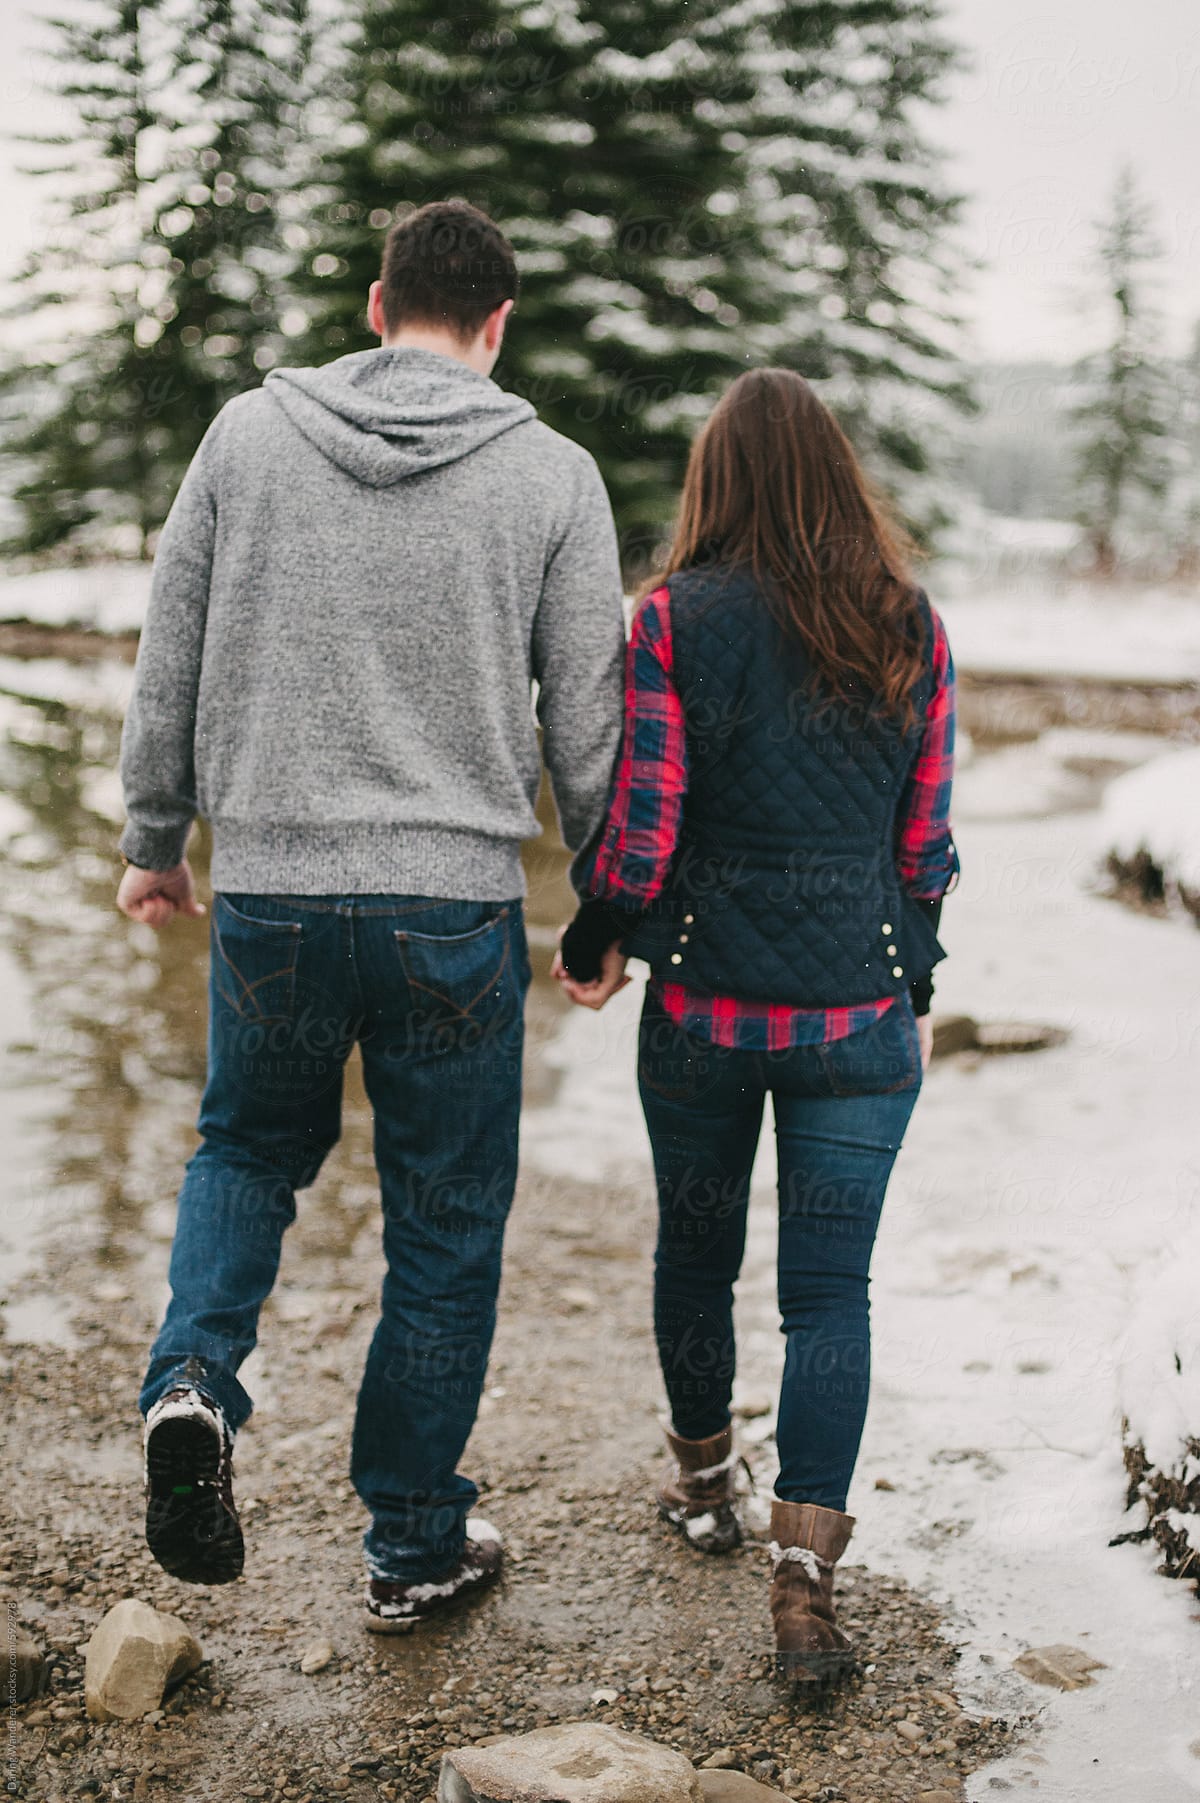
[636,569,935,1008]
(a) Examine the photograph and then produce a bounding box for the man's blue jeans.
[140,892,529,1583]
[638,989,923,1513]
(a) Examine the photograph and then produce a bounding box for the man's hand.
[117,858,206,929]
[917,1013,933,1072]
[551,938,630,1011]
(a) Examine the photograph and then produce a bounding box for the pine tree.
[0,0,314,559]
[143,0,316,472]
[1169,322,1200,578]
[1072,166,1172,576]
[0,0,170,556]
[288,0,968,564]
[733,0,969,530]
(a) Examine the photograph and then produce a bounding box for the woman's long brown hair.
[656,367,927,729]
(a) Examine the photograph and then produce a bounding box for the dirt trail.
[0,642,1022,1801]
[4,1119,1017,1803]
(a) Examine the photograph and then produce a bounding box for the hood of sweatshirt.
[263,345,537,487]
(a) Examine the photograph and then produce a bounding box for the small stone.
[895,1721,923,1743]
[84,1600,203,1722]
[299,1640,334,1676]
[925,1691,958,1711]
[1012,1644,1107,1692]
[697,1773,794,1801]
[558,1285,599,1311]
[438,1723,702,1800]
[1,1612,46,1702]
[590,1689,619,1706]
[917,1792,961,1802]
[701,1749,739,1769]
[873,1477,896,1492]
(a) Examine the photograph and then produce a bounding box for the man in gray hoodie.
[117,201,626,1628]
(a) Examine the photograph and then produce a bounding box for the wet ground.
[0,637,1194,1801]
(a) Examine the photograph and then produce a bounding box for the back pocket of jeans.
[818,1001,922,1098]
[213,895,302,1023]
[395,908,513,1024]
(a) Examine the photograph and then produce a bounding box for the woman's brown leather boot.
[656,1424,742,1553]
[769,1498,857,1684]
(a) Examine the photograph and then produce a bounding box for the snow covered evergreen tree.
[0,0,169,556]
[0,0,314,558]
[5,0,968,563]
[147,0,315,456]
[289,0,968,562]
[738,0,970,534]
[1071,167,1173,576]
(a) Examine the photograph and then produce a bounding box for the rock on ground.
[1012,1644,1107,1692]
[2,1606,46,1702]
[696,1771,794,1800]
[438,1723,703,1802]
[84,1599,203,1722]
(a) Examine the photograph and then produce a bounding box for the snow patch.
[1101,746,1200,895]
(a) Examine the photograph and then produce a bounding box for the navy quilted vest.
[623,565,945,1007]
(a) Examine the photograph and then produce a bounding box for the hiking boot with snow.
[143,1377,244,1586]
[657,1424,742,1554]
[769,1498,857,1685]
[363,1518,504,1634]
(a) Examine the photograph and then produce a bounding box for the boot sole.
[145,1414,244,1586]
[657,1498,742,1555]
[775,1646,858,1687]
[363,1560,502,1634]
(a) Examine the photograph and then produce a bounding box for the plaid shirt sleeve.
[584,586,687,906]
[895,606,960,900]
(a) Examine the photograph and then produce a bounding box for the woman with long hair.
[553,368,959,1685]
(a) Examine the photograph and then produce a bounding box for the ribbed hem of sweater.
[208,822,527,901]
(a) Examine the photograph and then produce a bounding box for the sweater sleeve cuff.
[118,821,192,872]
[559,898,642,983]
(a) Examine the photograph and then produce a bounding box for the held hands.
[116,858,206,929]
[551,932,630,1011]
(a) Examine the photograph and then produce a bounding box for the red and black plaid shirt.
[583,586,959,1049]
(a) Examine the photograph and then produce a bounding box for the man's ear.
[483,298,514,355]
[367,280,387,340]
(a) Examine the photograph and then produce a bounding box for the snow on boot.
[769,1498,857,1685]
[363,1518,504,1633]
[657,1424,742,1554]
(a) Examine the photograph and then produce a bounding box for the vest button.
[881,922,893,935]
[683,913,695,925]
[892,964,904,978]
[670,953,683,965]
[679,933,689,943]
[887,944,897,956]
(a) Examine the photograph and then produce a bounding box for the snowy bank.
[1119,1221,1200,1588]
[936,585,1200,685]
[1100,746,1200,917]
[0,564,150,636]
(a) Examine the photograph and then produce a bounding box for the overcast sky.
[1,0,1197,365]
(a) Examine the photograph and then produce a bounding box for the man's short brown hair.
[379,201,518,341]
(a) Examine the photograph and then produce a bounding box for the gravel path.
[3,1145,1019,1803]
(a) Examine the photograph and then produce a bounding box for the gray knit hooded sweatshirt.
[118,346,627,899]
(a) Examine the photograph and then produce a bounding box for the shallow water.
[0,652,579,1345]
[0,647,1180,1351]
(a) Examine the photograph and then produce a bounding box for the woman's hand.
[551,936,631,1011]
[917,1013,933,1071]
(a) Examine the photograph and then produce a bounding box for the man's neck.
[381,328,483,373]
